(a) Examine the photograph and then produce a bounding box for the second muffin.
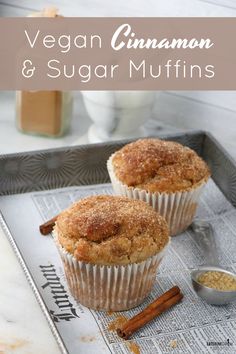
[107,138,210,236]
[54,195,169,311]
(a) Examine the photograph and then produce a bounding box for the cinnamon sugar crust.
[55,195,169,265]
[111,139,210,193]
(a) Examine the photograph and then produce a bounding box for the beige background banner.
[0,17,235,90]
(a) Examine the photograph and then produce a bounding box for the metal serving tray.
[0,130,235,206]
[0,130,236,354]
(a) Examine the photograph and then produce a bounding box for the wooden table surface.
[0,1,236,354]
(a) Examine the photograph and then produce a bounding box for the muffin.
[107,138,210,236]
[54,195,169,311]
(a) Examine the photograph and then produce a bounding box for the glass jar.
[16,91,73,137]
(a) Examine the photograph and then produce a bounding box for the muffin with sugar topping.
[54,194,169,311]
[107,138,210,235]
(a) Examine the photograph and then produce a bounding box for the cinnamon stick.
[39,215,58,235]
[117,286,183,340]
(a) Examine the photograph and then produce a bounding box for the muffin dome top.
[55,195,169,265]
[111,138,210,193]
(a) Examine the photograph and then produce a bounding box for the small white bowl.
[82,91,157,143]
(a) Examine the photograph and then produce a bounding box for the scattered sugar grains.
[108,315,127,331]
[197,271,236,291]
[169,339,178,349]
[127,341,141,354]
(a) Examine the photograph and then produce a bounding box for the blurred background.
[1,0,236,159]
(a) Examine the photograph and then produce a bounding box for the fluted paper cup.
[55,235,169,311]
[107,155,208,236]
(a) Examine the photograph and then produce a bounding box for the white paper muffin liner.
[54,234,169,311]
[107,155,208,236]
